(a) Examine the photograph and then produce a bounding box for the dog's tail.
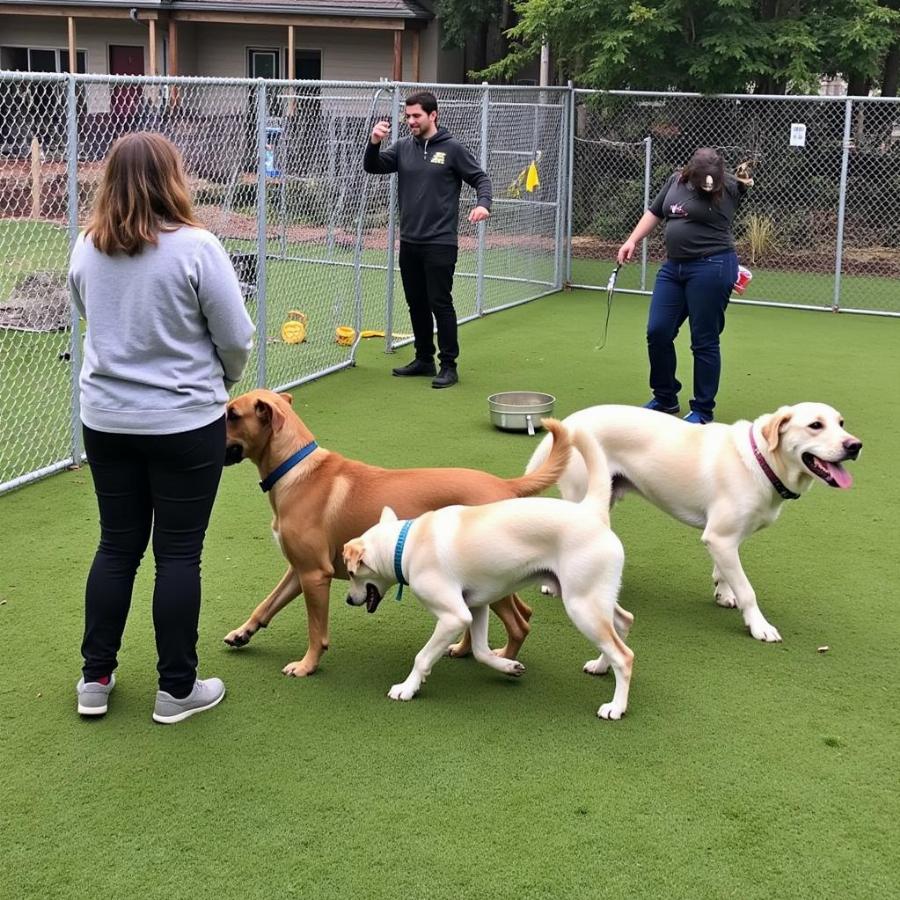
[505,418,572,497]
[570,426,612,525]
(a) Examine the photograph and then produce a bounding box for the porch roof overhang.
[0,0,432,26]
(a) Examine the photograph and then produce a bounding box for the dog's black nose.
[843,439,862,459]
[224,444,244,466]
[346,595,354,606]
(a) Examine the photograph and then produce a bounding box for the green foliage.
[742,213,780,264]
[435,0,507,49]
[480,0,900,93]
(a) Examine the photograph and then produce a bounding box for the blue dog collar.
[393,519,413,601]
[259,441,318,492]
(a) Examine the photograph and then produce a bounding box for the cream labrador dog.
[526,402,862,643]
[342,422,635,720]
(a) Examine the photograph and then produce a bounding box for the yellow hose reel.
[280,310,308,344]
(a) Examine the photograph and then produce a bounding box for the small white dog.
[527,403,862,642]
[343,422,635,720]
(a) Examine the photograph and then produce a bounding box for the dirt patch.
[1,271,72,332]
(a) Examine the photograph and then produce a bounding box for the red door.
[109,45,144,117]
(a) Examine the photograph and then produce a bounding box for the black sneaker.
[432,367,459,389]
[392,359,437,377]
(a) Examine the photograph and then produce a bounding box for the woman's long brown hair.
[85,131,201,255]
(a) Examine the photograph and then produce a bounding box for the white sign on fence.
[790,123,807,147]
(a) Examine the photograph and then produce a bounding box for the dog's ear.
[379,506,398,525]
[343,540,365,576]
[279,392,294,407]
[761,406,793,451]
[254,398,287,433]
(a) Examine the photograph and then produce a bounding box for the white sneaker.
[152,677,226,724]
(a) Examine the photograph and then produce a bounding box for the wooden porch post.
[148,18,157,76]
[288,25,295,78]
[393,30,402,81]
[167,17,178,104]
[287,24,295,115]
[67,16,76,72]
[411,28,420,83]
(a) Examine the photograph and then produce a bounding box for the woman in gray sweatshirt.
[69,131,254,724]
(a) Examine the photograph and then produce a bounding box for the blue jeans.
[646,250,738,417]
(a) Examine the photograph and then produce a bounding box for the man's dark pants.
[398,241,459,369]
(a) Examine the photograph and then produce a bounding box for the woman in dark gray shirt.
[617,148,751,424]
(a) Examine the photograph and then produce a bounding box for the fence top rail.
[0,70,569,96]
[574,88,900,104]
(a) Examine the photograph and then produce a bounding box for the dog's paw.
[223,625,256,647]
[500,660,525,677]
[714,586,737,608]
[583,656,610,676]
[749,620,783,643]
[282,658,318,677]
[388,682,418,701]
[597,702,625,721]
[447,640,471,658]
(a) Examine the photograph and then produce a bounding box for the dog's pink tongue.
[826,461,853,489]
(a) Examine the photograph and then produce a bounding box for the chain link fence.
[569,89,900,316]
[0,72,568,493]
[2,75,897,493]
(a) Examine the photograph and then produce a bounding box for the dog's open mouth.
[365,583,383,614]
[802,453,853,489]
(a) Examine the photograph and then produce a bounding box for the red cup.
[733,265,753,295]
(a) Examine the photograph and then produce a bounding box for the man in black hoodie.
[364,90,492,388]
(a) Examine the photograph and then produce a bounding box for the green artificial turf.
[1,291,898,899]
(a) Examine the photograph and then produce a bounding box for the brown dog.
[222,389,572,676]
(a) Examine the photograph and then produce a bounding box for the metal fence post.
[385,84,400,352]
[565,82,575,285]
[641,135,652,291]
[255,79,268,387]
[475,83,489,316]
[67,73,83,466]
[552,92,566,290]
[833,98,853,312]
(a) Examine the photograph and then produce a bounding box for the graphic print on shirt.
[430,151,446,165]
[669,202,688,217]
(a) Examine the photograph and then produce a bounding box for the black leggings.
[81,417,225,697]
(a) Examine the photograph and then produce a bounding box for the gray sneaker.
[76,673,116,716]
[152,677,226,724]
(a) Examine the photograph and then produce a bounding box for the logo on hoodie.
[430,152,446,165]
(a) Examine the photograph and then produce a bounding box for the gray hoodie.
[68,226,255,435]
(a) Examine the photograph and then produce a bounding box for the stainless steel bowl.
[488,391,556,435]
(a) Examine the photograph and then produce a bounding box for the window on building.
[0,46,86,73]
[248,48,280,79]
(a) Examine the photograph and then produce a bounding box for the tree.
[435,0,516,79]
[477,0,900,94]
